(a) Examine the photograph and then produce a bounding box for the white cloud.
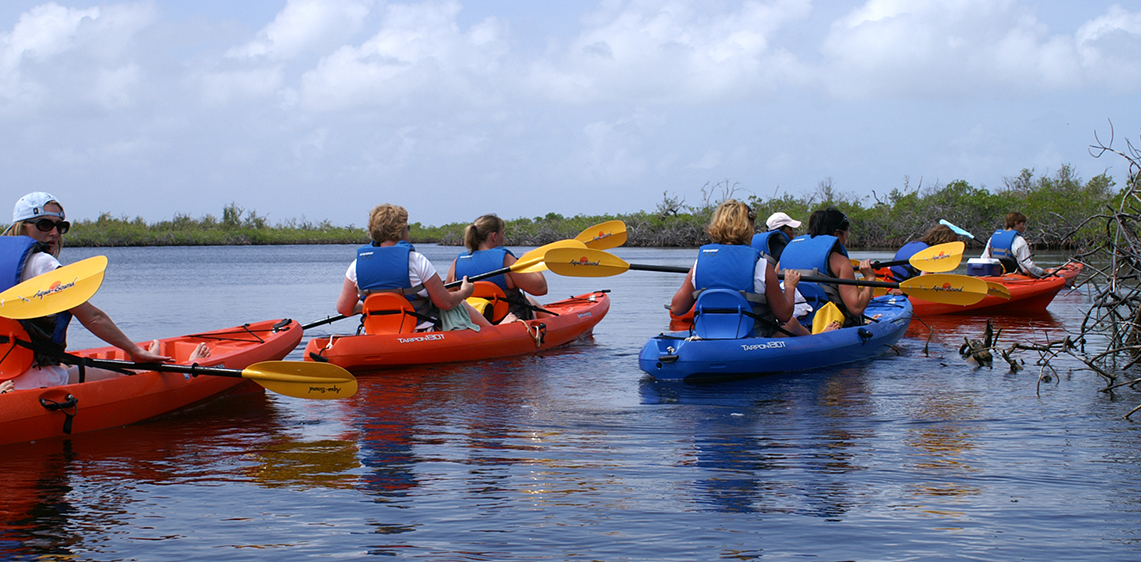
[0,2,156,114]
[297,0,508,113]
[227,0,373,61]
[1076,4,1141,89]
[527,0,813,104]
[819,0,1141,98]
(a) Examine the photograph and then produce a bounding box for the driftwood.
[980,123,1141,418]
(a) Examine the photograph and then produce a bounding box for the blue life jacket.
[455,247,513,291]
[988,229,1021,273]
[692,244,773,335]
[355,241,431,314]
[778,234,859,326]
[750,230,789,265]
[0,236,71,366]
[890,240,928,281]
[455,247,534,320]
[694,244,761,294]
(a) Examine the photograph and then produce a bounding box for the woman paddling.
[445,214,549,323]
[778,206,875,327]
[0,192,191,391]
[335,203,492,331]
[670,199,812,337]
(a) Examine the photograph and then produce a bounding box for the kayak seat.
[362,293,420,335]
[468,281,510,324]
[693,289,756,339]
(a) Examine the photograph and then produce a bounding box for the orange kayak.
[0,318,302,446]
[304,291,609,371]
[908,262,1082,316]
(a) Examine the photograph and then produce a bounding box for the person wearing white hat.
[0,192,179,391]
[751,212,802,264]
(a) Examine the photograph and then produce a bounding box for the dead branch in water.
[989,122,1141,418]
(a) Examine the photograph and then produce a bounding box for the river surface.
[2,245,1138,561]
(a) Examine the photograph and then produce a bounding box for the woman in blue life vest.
[0,192,180,392]
[445,214,548,323]
[777,206,876,326]
[981,212,1048,277]
[335,204,492,330]
[670,200,811,337]
[888,224,958,281]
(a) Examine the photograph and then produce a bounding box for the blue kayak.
[639,295,913,381]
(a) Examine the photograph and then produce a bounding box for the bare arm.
[670,268,697,317]
[833,253,874,318]
[336,277,363,317]
[765,263,794,323]
[424,274,474,310]
[503,253,548,296]
[445,259,458,284]
[70,301,170,363]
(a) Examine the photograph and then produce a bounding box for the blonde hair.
[367,204,409,243]
[463,214,505,252]
[706,199,755,245]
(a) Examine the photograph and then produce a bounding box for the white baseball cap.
[13,192,64,223]
[766,212,801,230]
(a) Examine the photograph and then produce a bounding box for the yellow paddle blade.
[811,302,843,335]
[0,255,107,319]
[243,361,358,399]
[575,220,628,250]
[516,240,587,273]
[910,241,965,273]
[899,274,989,306]
[544,247,631,277]
[987,282,1012,299]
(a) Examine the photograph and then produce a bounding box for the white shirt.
[346,250,437,298]
[982,233,1045,277]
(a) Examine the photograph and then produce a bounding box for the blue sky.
[1,1,1138,228]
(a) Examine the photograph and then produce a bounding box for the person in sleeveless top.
[446,214,549,323]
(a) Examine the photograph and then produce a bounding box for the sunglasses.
[30,218,70,235]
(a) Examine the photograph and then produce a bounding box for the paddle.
[0,315,356,399]
[851,241,965,273]
[939,219,977,240]
[83,358,357,399]
[543,248,989,306]
[575,220,627,250]
[0,255,107,320]
[987,282,1012,299]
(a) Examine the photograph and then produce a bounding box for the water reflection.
[0,393,287,558]
[640,369,872,518]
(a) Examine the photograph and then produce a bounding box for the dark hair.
[1005,212,1027,229]
[919,225,957,246]
[808,206,849,237]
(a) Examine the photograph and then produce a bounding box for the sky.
[0,1,1139,228]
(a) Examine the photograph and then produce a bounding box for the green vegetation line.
[46,165,1121,250]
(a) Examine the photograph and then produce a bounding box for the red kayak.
[908,262,1082,316]
[0,318,302,446]
[305,291,609,371]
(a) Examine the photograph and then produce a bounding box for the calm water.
[2,245,1138,561]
